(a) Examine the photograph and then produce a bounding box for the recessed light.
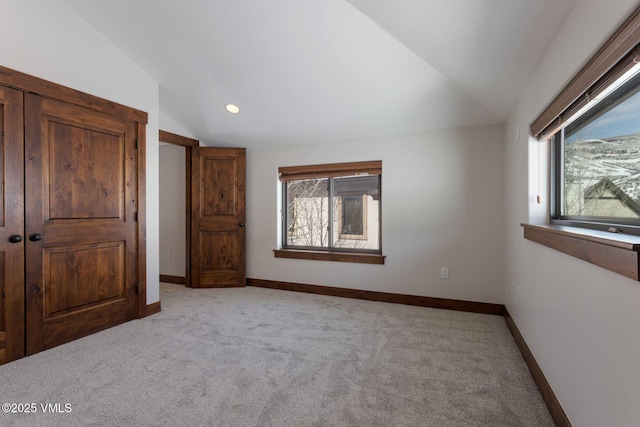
[225,104,240,114]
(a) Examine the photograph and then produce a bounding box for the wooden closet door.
[25,94,139,355]
[0,87,25,364]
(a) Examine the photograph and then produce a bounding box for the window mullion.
[378,175,382,251]
[551,132,561,218]
[328,178,334,249]
[557,129,565,218]
[282,181,288,247]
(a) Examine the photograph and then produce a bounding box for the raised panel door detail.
[0,252,7,334]
[45,242,125,318]
[25,94,138,355]
[203,158,236,216]
[48,121,124,220]
[0,68,146,364]
[0,252,5,360]
[0,87,24,365]
[0,104,5,228]
[201,232,238,270]
[191,148,246,288]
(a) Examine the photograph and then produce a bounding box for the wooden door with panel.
[24,94,139,355]
[0,86,25,364]
[191,147,246,288]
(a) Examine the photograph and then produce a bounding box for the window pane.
[563,79,640,219]
[342,196,363,235]
[285,179,329,247]
[332,175,380,250]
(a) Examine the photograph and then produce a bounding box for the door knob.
[239,222,246,227]
[8,234,23,244]
[29,233,43,242]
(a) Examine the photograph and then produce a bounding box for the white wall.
[160,112,199,141]
[248,124,505,304]
[159,145,186,277]
[0,0,160,303]
[505,0,640,425]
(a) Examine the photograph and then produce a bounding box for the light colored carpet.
[0,283,553,426]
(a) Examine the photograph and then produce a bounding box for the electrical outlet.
[441,267,449,279]
[165,251,171,262]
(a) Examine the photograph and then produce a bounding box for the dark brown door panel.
[0,86,25,364]
[191,148,246,288]
[25,94,138,355]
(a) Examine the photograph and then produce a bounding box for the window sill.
[521,223,640,280]
[273,249,385,265]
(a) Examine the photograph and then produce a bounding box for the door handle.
[29,233,43,242]
[8,234,23,244]
[239,222,246,227]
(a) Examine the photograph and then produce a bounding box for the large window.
[552,65,640,233]
[526,6,640,280]
[278,161,382,258]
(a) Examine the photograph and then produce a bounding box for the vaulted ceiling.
[62,0,576,147]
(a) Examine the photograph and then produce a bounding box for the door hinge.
[135,140,139,149]
[134,212,138,222]
[134,284,139,295]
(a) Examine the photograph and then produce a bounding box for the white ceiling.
[62,0,576,148]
